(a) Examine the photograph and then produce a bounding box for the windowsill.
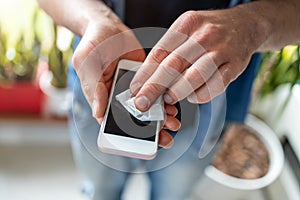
[0,113,69,145]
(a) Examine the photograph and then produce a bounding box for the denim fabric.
[229,0,251,7]
[69,76,221,200]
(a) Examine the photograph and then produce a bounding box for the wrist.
[232,4,272,53]
[67,0,124,36]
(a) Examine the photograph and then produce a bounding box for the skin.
[130,1,300,110]
[38,0,300,148]
[38,0,179,148]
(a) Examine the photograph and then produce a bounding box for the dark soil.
[212,124,270,179]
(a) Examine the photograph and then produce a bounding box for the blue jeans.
[69,77,223,200]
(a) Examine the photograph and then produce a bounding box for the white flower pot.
[190,115,284,200]
[39,71,72,118]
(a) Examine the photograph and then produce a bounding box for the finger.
[165,104,178,117]
[158,129,174,149]
[121,49,146,63]
[129,49,169,96]
[92,52,144,125]
[73,27,145,124]
[130,30,188,95]
[93,49,145,123]
[163,52,222,104]
[92,79,109,123]
[133,38,205,111]
[187,63,236,104]
[163,115,181,132]
[74,39,105,106]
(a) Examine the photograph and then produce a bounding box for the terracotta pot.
[0,82,44,114]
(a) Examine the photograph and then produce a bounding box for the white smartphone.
[98,59,161,160]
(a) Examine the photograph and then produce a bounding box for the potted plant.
[39,23,73,118]
[250,47,300,200]
[189,115,284,200]
[251,45,300,124]
[0,13,44,114]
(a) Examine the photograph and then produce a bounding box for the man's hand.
[71,10,180,148]
[131,0,300,111]
[130,8,268,111]
[72,16,145,124]
[38,0,180,148]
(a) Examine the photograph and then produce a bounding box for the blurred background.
[0,0,299,200]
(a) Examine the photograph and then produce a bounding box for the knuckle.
[181,10,198,23]
[175,11,199,34]
[220,65,234,86]
[150,48,170,64]
[203,22,219,33]
[187,67,205,85]
[144,83,164,96]
[188,87,210,104]
[133,69,150,83]
[208,51,222,67]
[166,89,180,102]
[72,40,100,71]
[191,23,221,48]
[163,54,186,75]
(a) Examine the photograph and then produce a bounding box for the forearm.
[236,0,300,51]
[37,0,120,36]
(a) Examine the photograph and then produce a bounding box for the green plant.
[253,44,300,114]
[48,25,73,88]
[9,35,41,81]
[0,7,41,83]
[0,29,8,82]
[258,45,300,97]
[0,2,73,88]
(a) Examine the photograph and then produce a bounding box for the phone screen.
[104,69,157,142]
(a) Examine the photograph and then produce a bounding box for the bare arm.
[130,0,300,111]
[37,0,119,36]
[38,0,300,51]
[238,0,300,51]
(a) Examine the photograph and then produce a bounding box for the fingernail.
[130,82,142,94]
[164,94,173,104]
[92,100,98,117]
[135,96,150,110]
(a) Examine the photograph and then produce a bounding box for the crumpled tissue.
[115,89,164,121]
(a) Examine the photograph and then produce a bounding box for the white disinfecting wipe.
[115,89,164,121]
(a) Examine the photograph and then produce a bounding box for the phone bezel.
[98,59,159,160]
